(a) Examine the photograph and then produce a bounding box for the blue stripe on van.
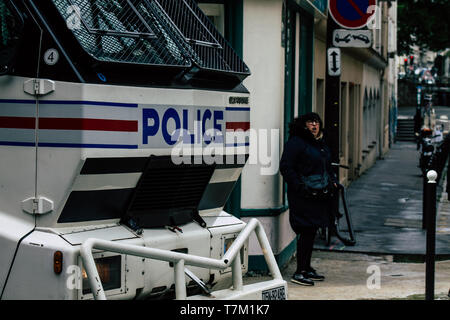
[0,99,138,108]
[0,141,36,147]
[0,99,35,104]
[225,107,250,111]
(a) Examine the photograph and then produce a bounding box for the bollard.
[422,173,428,230]
[425,170,437,301]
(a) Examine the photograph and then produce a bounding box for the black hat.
[300,112,323,130]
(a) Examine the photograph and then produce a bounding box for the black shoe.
[291,273,314,286]
[303,269,325,281]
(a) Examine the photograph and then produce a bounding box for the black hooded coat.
[280,127,337,233]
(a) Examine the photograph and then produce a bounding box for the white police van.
[0,0,286,300]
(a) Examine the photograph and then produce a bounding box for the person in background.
[280,112,338,286]
[414,107,423,150]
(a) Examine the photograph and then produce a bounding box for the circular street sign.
[328,0,377,29]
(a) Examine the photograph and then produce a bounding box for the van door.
[0,0,39,295]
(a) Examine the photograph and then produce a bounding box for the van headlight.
[82,255,122,295]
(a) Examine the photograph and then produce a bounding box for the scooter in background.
[419,128,435,176]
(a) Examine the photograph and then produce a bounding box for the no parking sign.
[328,0,377,29]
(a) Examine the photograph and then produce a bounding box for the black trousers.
[296,227,318,273]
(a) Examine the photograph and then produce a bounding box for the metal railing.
[80,218,282,300]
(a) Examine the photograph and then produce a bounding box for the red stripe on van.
[0,117,138,132]
[39,118,138,132]
[0,116,36,129]
[226,122,250,131]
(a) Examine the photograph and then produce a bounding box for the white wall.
[241,0,285,209]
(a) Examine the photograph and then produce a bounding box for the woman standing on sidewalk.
[280,112,337,286]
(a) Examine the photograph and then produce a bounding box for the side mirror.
[0,0,25,75]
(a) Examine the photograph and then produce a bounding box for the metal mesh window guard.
[154,0,249,75]
[69,0,156,38]
[52,0,190,66]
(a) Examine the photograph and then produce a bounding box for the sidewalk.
[280,250,450,300]
[245,249,450,300]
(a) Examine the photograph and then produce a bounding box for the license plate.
[262,286,286,300]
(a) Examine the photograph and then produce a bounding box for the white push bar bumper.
[80,218,287,300]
